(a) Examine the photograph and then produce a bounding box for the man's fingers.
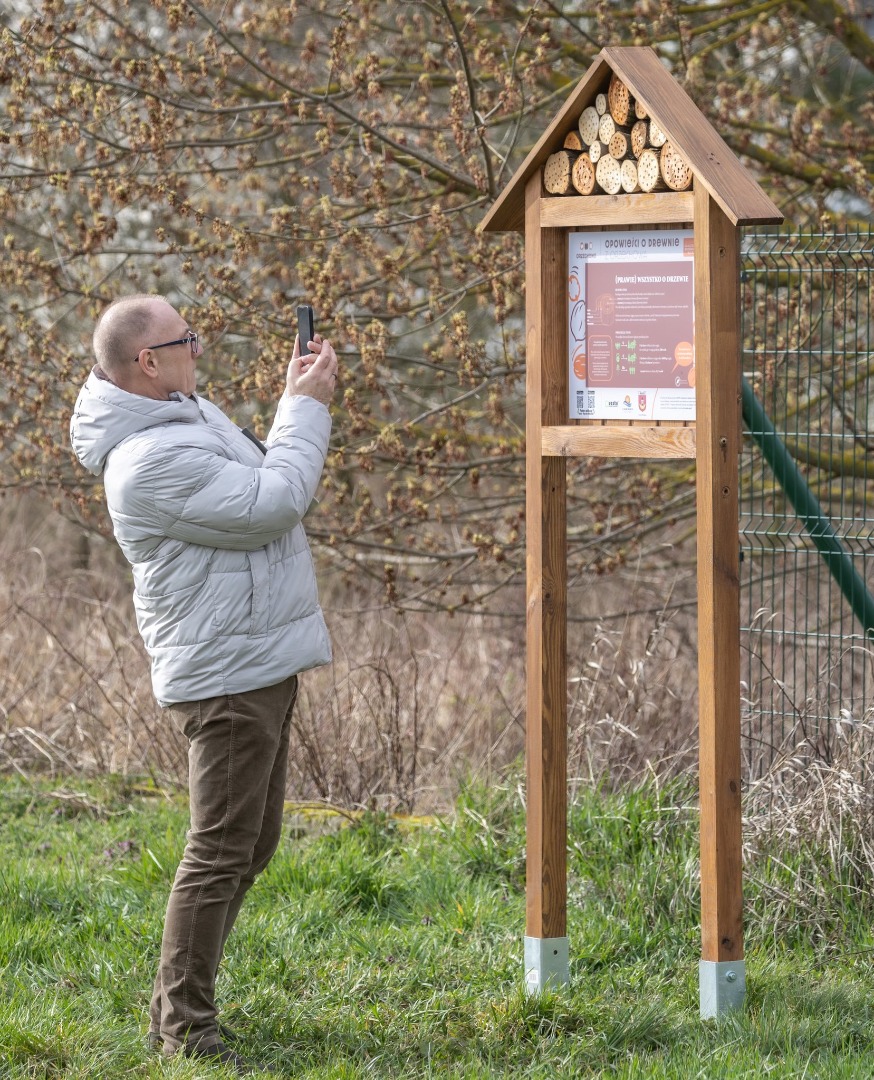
[308,341,337,373]
[287,336,337,401]
[287,354,304,382]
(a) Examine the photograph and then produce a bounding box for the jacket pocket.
[248,549,270,636]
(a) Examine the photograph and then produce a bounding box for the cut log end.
[648,118,667,148]
[544,150,580,195]
[620,158,641,194]
[660,141,694,191]
[631,120,648,158]
[608,72,632,127]
[578,106,600,146]
[598,113,616,144]
[608,131,630,160]
[595,154,622,196]
[572,153,598,196]
[563,130,584,152]
[637,148,667,192]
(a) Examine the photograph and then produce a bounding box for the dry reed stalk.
[0,497,527,810]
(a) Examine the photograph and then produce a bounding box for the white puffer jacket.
[70,368,332,705]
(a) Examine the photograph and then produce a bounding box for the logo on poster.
[638,392,647,413]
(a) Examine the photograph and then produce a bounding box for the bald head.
[93,295,170,379]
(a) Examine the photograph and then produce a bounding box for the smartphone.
[297,304,315,356]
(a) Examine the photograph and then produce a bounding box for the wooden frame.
[525,174,568,945]
[482,46,782,1016]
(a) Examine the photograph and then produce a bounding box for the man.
[70,295,337,1073]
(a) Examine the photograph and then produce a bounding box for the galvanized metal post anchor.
[524,936,569,994]
[699,959,745,1018]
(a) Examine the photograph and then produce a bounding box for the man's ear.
[137,348,159,379]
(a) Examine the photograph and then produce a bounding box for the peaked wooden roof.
[479,46,783,233]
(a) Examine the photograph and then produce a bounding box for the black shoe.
[149,1022,239,1052]
[183,1039,269,1075]
[218,1021,242,1046]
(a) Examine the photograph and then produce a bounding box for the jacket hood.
[70,367,204,475]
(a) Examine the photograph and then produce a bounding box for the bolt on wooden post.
[480,46,782,1016]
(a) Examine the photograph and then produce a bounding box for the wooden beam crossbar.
[542,425,696,458]
[540,192,693,229]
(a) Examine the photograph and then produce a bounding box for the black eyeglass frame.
[132,331,199,363]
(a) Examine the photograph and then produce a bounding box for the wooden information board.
[480,46,783,1017]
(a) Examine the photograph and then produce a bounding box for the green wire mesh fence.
[739,228,874,782]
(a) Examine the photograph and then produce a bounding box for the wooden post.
[693,185,745,1016]
[523,173,569,992]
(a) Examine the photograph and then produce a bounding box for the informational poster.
[568,229,695,421]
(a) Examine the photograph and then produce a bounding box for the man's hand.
[287,333,338,405]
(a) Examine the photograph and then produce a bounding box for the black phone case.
[297,305,315,353]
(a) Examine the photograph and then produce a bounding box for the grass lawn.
[1,774,873,1078]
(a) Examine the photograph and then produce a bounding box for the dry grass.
[11,495,844,817]
[565,600,700,794]
[0,497,175,780]
[742,710,874,932]
[0,495,531,808]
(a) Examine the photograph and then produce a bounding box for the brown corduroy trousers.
[148,674,299,1052]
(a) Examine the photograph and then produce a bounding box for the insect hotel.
[479,46,783,1017]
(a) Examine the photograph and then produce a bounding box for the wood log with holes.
[648,117,667,148]
[544,150,581,194]
[595,154,622,195]
[597,113,616,144]
[620,158,642,193]
[595,92,608,116]
[631,120,649,159]
[637,147,668,192]
[634,99,649,121]
[563,130,584,152]
[608,131,631,160]
[607,73,633,127]
[571,153,599,196]
[659,140,693,191]
[578,106,600,146]
[589,140,609,164]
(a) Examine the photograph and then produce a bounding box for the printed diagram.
[569,269,587,379]
[587,292,639,383]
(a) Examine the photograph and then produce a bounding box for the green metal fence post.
[741,375,874,639]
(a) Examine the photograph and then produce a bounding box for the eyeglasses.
[132,331,199,363]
